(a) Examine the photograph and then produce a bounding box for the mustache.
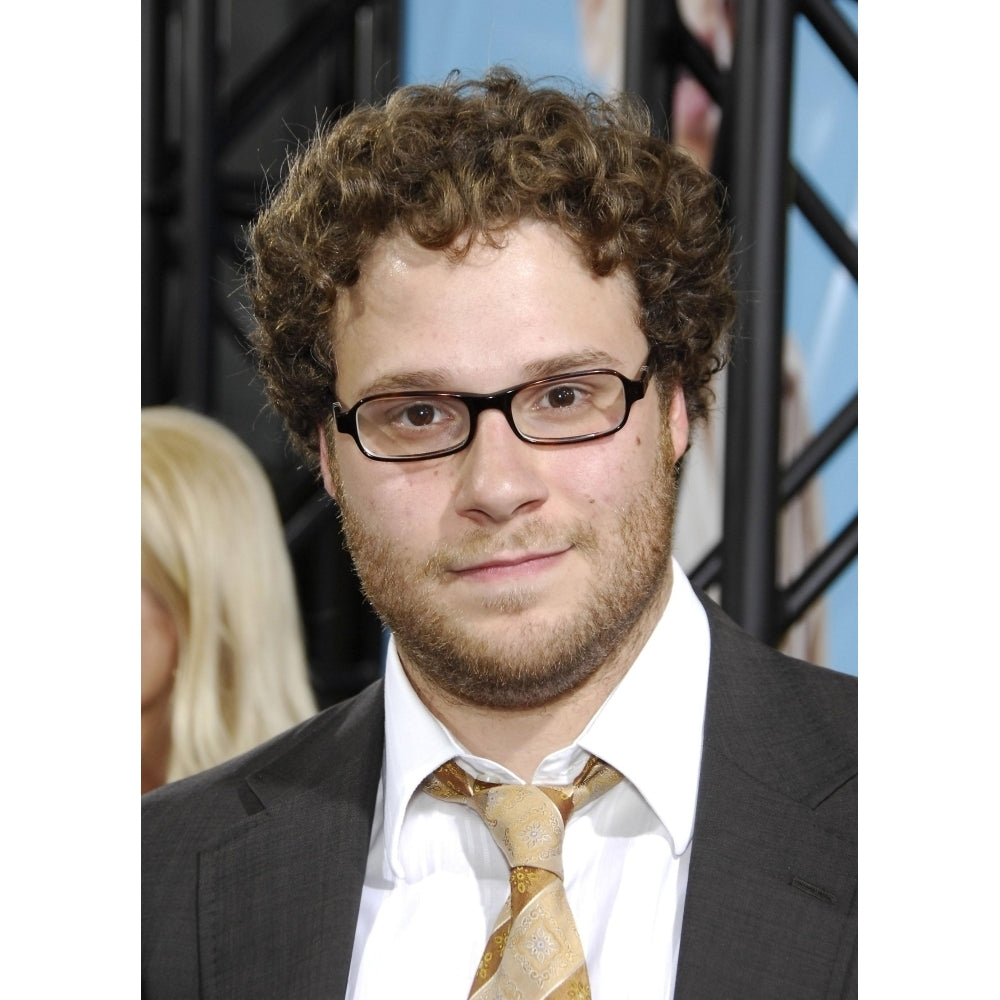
[424,519,600,575]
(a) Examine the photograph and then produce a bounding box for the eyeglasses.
[332,360,652,461]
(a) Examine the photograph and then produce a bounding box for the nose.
[452,409,549,524]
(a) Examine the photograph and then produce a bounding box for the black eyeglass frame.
[331,360,654,462]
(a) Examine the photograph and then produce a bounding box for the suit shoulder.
[698,592,856,808]
[700,589,856,707]
[142,678,384,847]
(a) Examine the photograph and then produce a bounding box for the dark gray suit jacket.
[142,595,857,999]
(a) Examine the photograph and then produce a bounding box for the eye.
[543,385,580,409]
[399,402,439,427]
[379,396,465,436]
[531,381,595,412]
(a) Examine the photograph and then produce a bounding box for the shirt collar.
[380,558,710,874]
[575,560,710,856]
[381,641,464,877]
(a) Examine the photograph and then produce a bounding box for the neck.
[403,568,673,782]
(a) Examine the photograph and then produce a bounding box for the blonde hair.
[141,406,316,783]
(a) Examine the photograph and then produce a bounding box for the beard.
[333,422,679,710]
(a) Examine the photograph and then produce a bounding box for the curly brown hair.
[247,67,736,467]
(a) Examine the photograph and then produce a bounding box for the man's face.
[321,221,689,709]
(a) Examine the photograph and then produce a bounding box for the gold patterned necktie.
[422,755,623,1000]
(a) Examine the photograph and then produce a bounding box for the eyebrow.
[521,350,626,381]
[355,350,630,399]
[357,368,456,397]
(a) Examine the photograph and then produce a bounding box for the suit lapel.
[675,598,857,1000]
[197,681,385,1000]
[185,601,856,999]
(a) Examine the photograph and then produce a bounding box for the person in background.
[142,70,856,998]
[141,405,317,793]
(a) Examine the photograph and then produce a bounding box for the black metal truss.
[142,0,399,707]
[628,0,858,652]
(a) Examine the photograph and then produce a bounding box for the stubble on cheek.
[328,418,679,710]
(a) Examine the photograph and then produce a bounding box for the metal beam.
[142,0,169,405]
[782,393,857,501]
[793,169,858,280]
[219,1,359,151]
[779,516,858,631]
[179,0,217,410]
[690,393,857,592]
[799,0,857,81]
[721,0,795,644]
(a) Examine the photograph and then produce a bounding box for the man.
[142,69,857,999]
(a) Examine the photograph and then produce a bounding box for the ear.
[667,385,690,461]
[317,423,338,500]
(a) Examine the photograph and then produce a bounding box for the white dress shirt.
[346,559,710,999]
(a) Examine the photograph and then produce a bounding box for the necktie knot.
[475,783,569,875]
[421,755,623,999]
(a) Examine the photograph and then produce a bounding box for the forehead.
[332,221,645,397]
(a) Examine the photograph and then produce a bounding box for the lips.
[424,521,592,579]
[451,548,569,578]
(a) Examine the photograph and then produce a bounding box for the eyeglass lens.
[355,371,630,459]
